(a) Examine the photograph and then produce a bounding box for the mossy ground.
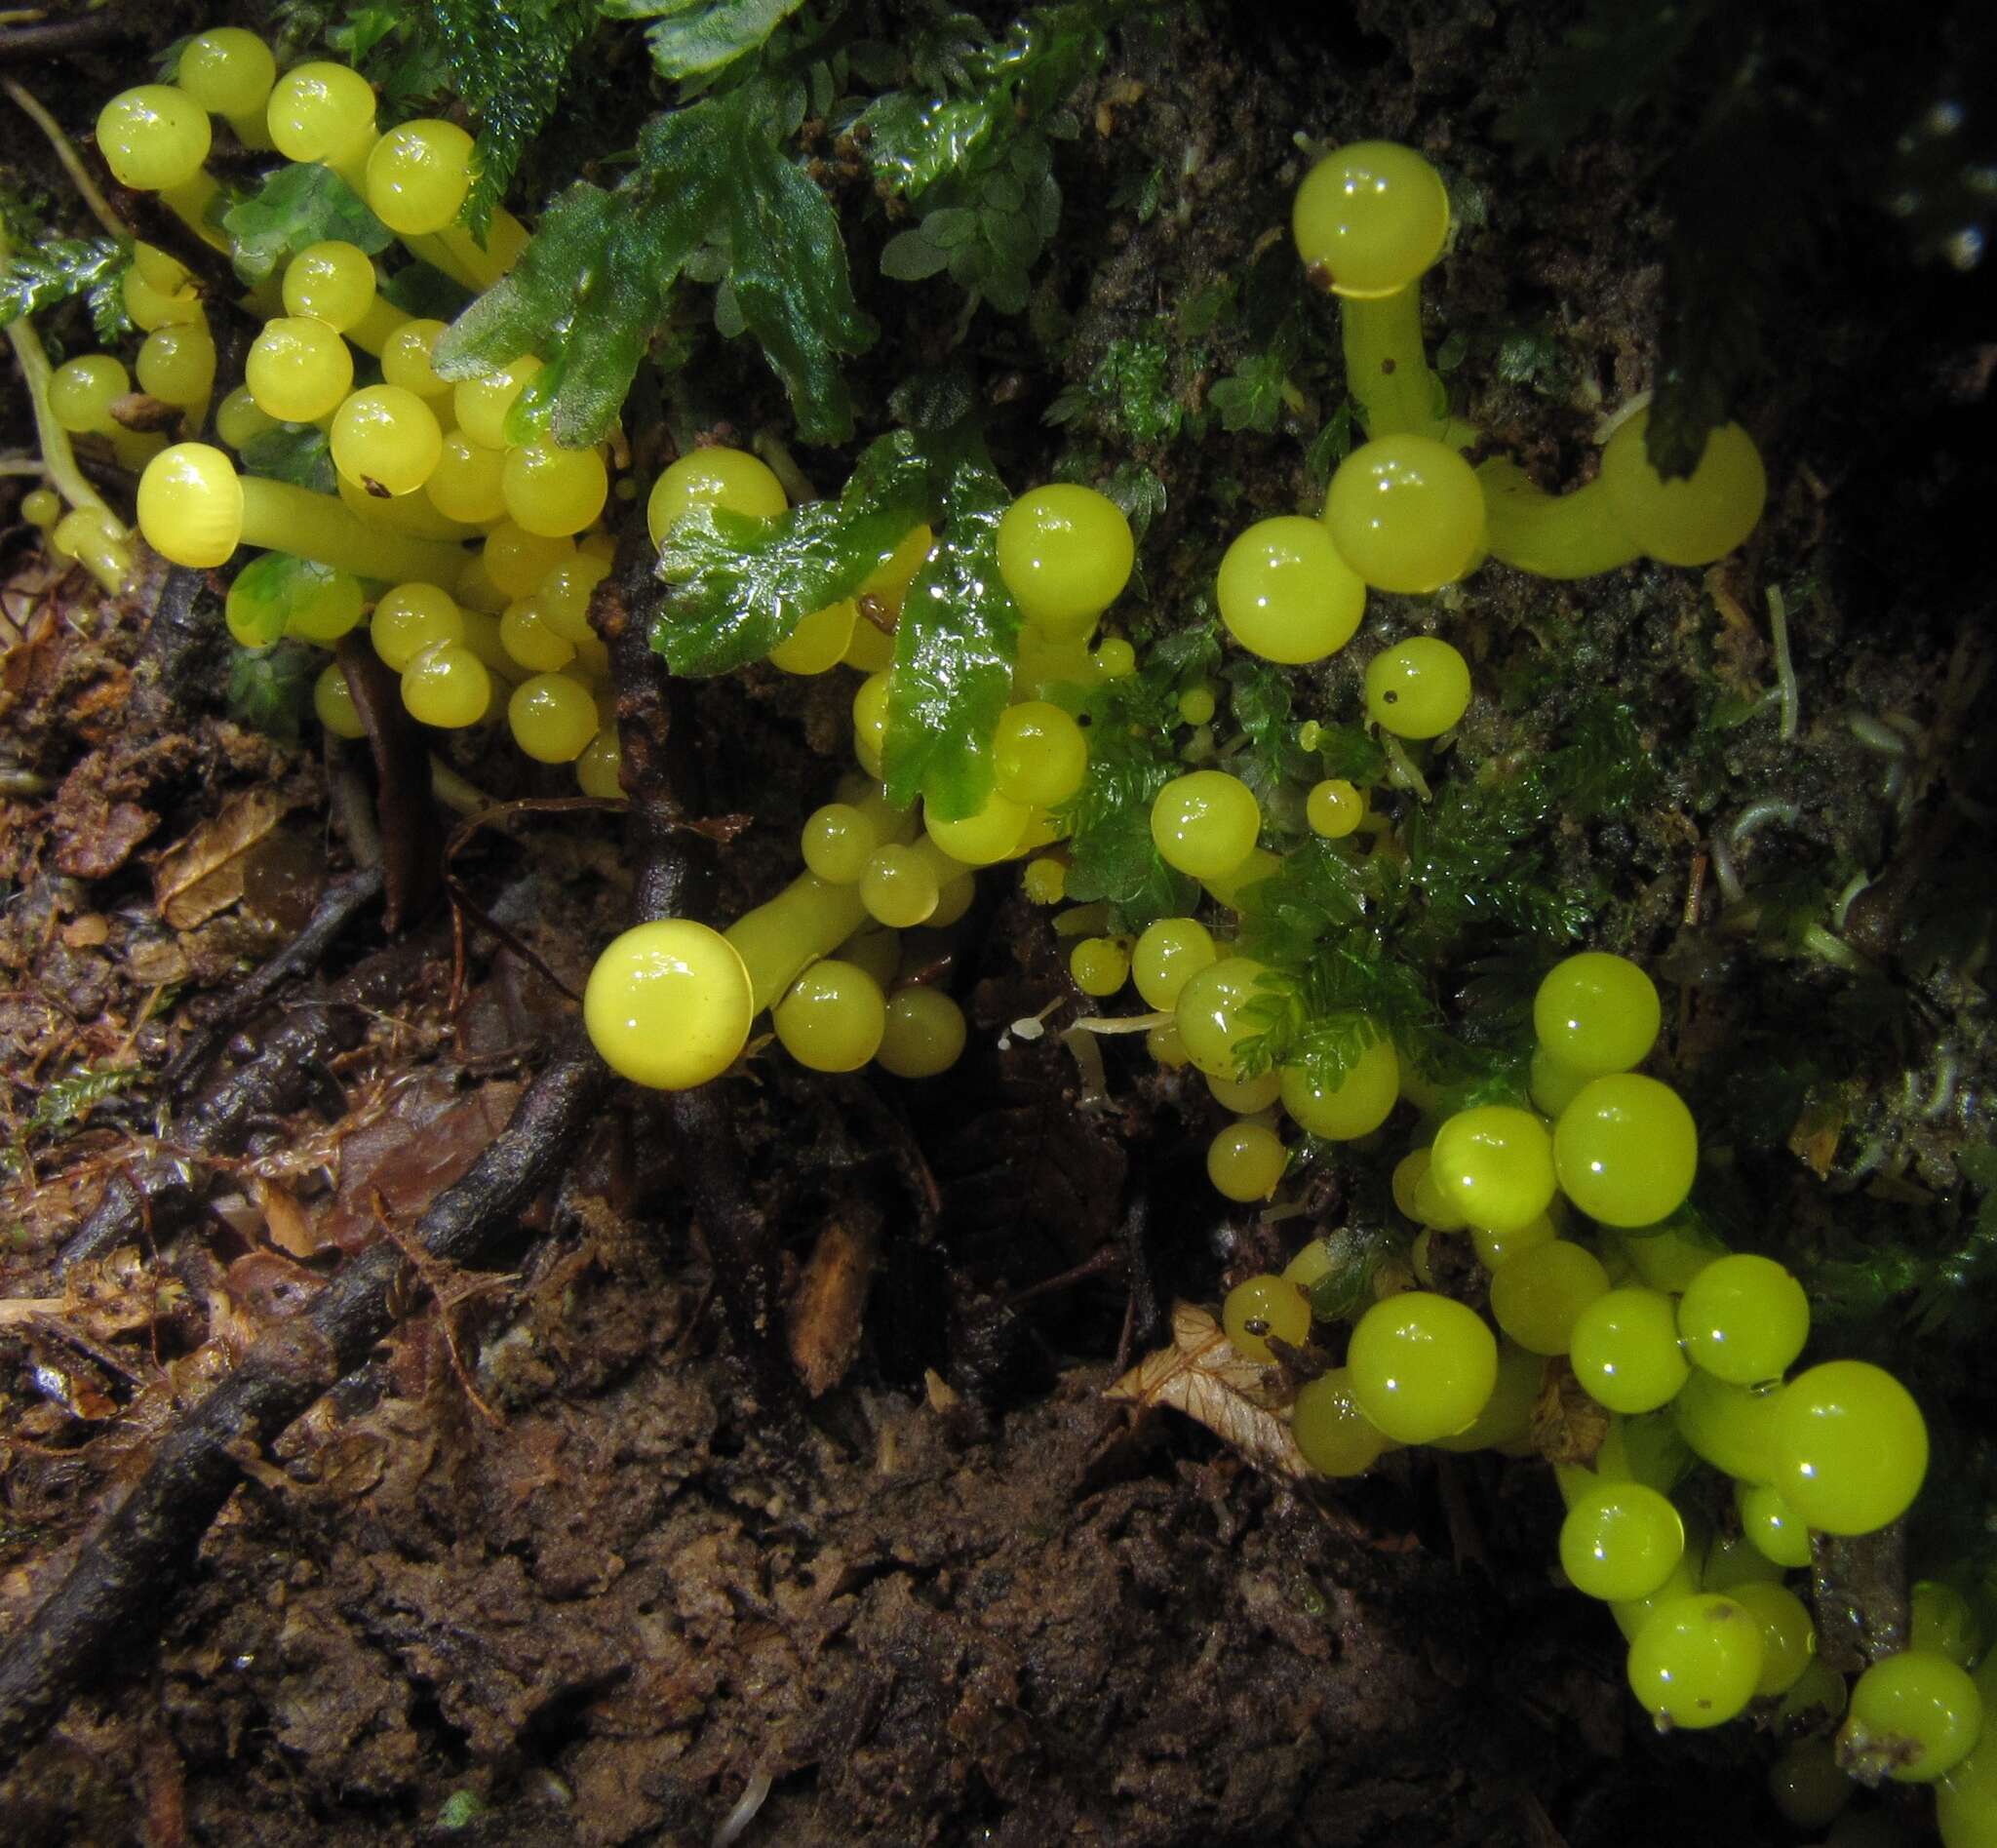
[0,0,1992,1840]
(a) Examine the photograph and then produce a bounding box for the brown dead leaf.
[319,1077,522,1254]
[153,787,291,930]
[61,913,109,948]
[225,1249,327,1323]
[1530,1360,1609,1468]
[1787,1092,1847,1179]
[924,1368,962,1416]
[787,1217,878,1396]
[55,796,156,879]
[1107,1301,1309,1479]
[47,1246,190,1341]
[1703,562,1768,694]
[108,390,183,434]
[25,1356,118,1422]
[255,1179,327,1259]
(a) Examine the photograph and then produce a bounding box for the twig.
[59,930,429,1272]
[0,1024,612,1755]
[335,636,444,932]
[158,865,384,1095]
[597,538,713,923]
[0,13,139,63]
[133,566,231,721]
[440,796,626,1007]
[2,74,124,239]
[445,876,579,1007]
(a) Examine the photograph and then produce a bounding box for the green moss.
[1046,332,1186,448]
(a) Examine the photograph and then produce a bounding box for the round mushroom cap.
[138,443,244,568]
[1600,409,1768,566]
[97,86,213,191]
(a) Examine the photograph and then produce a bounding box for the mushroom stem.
[1,228,122,538]
[337,472,484,543]
[724,873,869,1014]
[428,213,528,294]
[240,477,466,580]
[157,172,227,252]
[221,106,274,151]
[2,75,124,239]
[344,297,411,357]
[1201,846,1282,913]
[1342,283,1447,442]
[1476,461,1643,579]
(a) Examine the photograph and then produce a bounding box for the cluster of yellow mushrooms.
[584,142,1768,1108]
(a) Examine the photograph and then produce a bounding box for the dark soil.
[1,0,1991,1843]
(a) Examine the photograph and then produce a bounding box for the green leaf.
[0,238,128,330]
[883,459,1020,817]
[653,435,935,675]
[227,553,347,648]
[923,205,979,250]
[1059,789,1194,927]
[1399,773,1597,948]
[327,2,410,63]
[35,1064,135,1133]
[86,268,135,343]
[723,95,876,438]
[435,179,624,376]
[1052,644,1202,930]
[240,423,337,493]
[378,260,472,320]
[1494,328,1567,389]
[1239,839,1369,946]
[852,2,1125,312]
[860,93,1005,199]
[1960,1149,1997,1194]
[1101,461,1166,542]
[434,79,873,445]
[1225,658,1314,795]
[881,228,950,281]
[1310,723,1386,785]
[228,639,318,744]
[223,164,391,286]
[1541,696,1652,821]
[1207,351,1289,434]
[1077,334,1180,446]
[604,0,808,80]
[426,0,596,237]
[1303,400,1355,493]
